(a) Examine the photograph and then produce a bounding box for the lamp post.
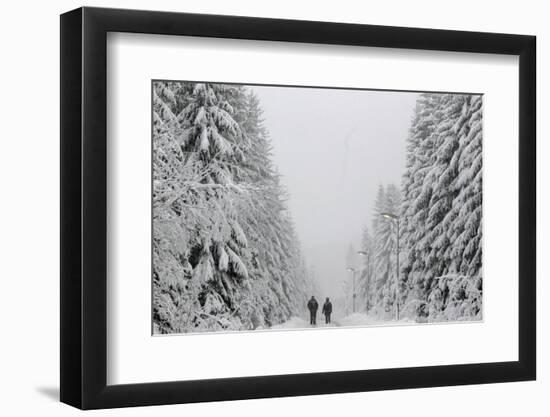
[357,250,370,312]
[346,267,357,313]
[381,212,400,321]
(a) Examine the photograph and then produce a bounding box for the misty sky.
[252,85,419,298]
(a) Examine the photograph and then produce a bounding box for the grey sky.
[252,85,419,298]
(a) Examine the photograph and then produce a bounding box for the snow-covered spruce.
[152,82,314,334]
[356,93,482,322]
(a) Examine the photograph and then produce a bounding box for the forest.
[152,82,315,333]
[356,93,483,322]
[153,82,483,334]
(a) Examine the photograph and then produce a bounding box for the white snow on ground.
[338,313,415,327]
[337,313,377,327]
[271,316,340,329]
[271,316,309,329]
[271,313,415,330]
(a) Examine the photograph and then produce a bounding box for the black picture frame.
[60,6,536,410]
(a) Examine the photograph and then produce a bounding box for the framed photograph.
[60,6,536,409]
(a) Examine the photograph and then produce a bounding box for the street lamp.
[357,250,370,312]
[346,267,357,313]
[380,212,400,321]
[381,212,398,220]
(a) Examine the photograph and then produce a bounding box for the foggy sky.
[252,85,418,298]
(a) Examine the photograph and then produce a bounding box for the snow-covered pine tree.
[399,94,446,309]
[153,82,314,333]
[398,93,483,321]
[421,95,467,286]
[370,184,401,316]
[435,95,483,320]
[152,81,202,333]
[357,226,375,312]
[382,184,402,312]
[446,95,483,279]
[343,243,359,311]
[372,184,389,301]
[226,89,314,328]
[153,82,253,332]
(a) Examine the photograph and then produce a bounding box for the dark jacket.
[307,298,319,312]
[322,301,333,315]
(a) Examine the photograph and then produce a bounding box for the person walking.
[322,297,333,324]
[307,296,319,325]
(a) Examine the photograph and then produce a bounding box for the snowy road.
[271,313,414,330]
[271,313,381,330]
[271,316,339,330]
